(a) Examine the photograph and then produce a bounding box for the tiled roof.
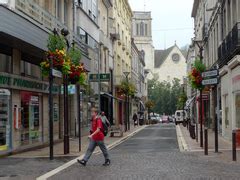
[154,46,174,68]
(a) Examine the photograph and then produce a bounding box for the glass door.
[0,89,10,152]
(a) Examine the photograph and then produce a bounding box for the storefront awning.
[184,96,195,110]
[140,101,145,111]
[100,92,123,101]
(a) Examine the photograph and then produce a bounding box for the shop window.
[0,90,10,151]
[20,61,41,79]
[20,92,41,145]
[0,53,11,73]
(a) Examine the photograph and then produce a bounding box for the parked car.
[168,116,174,123]
[162,116,169,123]
[174,110,187,125]
[156,116,162,123]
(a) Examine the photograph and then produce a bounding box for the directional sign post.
[202,69,219,78]
[52,69,62,78]
[89,73,110,82]
[202,78,218,86]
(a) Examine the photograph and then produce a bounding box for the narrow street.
[49,124,240,180]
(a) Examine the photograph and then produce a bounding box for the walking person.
[77,107,110,166]
[133,113,138,127]
[101,111,111,127]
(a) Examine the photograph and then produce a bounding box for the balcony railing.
[218,22,240,68]
[15,0,68,32]
[15,0,89,56]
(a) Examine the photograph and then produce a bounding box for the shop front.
[0,72,60,155]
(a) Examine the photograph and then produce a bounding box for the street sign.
[202,69,218,78]
[52,69,62,78]
[89,73,110,82]
[202,78,218,85]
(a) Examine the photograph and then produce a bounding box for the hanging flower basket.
[68,63,86,84]
[188,59,206,90]
[118,80,136,96]
[40,32,87,85]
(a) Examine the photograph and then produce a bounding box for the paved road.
[50,124,240,180]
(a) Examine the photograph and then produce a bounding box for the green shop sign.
[0,72,60,94]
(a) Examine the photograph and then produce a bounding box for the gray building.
[0,0,98,156]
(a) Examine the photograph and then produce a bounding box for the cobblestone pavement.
[0,156,76,180]
[0,125,144,180]
[50,124,240,180]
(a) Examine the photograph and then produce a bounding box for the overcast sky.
[129,0,194,50]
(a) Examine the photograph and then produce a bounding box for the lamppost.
[123,71,130,131]
[48,29,57,160]
[194,39,204,148]
[61,28,70,154]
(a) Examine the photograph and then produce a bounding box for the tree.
[147,78,183,115]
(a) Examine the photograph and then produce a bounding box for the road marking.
[176,125,189,152]
[36,125,146,180]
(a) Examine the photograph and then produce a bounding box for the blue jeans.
[83,139,110,162]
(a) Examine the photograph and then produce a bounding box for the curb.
[176,125,189,152]
[36,125,147,180]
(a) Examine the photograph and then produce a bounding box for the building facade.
[154,44,187,84]
[111,0,133,126]
[131,39,146,116]
[132,11,154,78]
[0,0,97,155]
[98,0,115,124]
[191,0,240,141]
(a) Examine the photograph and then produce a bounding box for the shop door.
[0,89,11,152]
[21,92,40,145]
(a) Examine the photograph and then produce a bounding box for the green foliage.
[119,80,136,96]
[148,78,182,115]
[177,92,187,110]
[188,58,206,90]
[47,33,66,52]
[194,59,206,72]
[68,46,81,65]
[145,100,154,109]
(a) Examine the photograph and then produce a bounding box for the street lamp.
[193,39,205,148]
[123,72,130,131]
[61,28,70,154]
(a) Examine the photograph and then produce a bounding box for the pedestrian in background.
[133,113,138,127]
[77,107,110,166]
[101,111,111,127]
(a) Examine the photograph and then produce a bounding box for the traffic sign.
[52,69,62,78]
[89,73,110,82]
[202,69,218,78]
[202,78,218,85]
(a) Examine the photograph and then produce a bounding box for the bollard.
[204,127,208,155]
[232,130,237,161]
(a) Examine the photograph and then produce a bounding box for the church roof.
[154,46,175,68]
[154,45,187,68]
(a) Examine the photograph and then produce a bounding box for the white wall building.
[132,11,154,79]
[154,44,187,84]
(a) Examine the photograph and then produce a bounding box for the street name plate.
[52,69,62,78]
[202,78,218,85]
[202,69,218,78]
[89,73,110,82]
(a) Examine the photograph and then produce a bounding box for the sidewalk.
[177,124,240,163]
[10,124,144,158]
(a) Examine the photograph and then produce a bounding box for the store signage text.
[0,73,60,94]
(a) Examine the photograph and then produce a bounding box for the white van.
[174,110,187,125]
